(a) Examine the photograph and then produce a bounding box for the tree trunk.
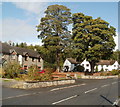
[90,62,95,74]
[56,52,60,72]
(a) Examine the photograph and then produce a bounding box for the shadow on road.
[100,95,119,107]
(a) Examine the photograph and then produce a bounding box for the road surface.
[2,78,120,106]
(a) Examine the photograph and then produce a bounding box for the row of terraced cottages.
[0,42,43,70]
[63,58,120,72]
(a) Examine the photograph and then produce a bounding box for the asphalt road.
[2,78,120,106]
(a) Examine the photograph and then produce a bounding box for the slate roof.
[67,58,78,64]
[96,60,116,65]
[0,42,13,54]
[0,42,40,58]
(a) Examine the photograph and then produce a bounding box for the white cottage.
[81,59,119,72]
[96,60,119,71]
[63,58,119,72]
[63,58,78,72]
[80,59,91,72]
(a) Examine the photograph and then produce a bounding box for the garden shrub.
[18,74,28,81]
[73,65,84,72]
[100,72,107,76]
[100,70,120,76]
[3,61,21,78]
[44,68,56,73]
[110,69,119,75]
[95,66,98,72]
[0,68,5,78]
[100,67,104,72]
[25,65,53,81]
[44,62,57,70]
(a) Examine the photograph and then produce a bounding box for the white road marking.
[101,84,110,88]
[1,92,41,100]
[52,95,78,105]
[50,83,86,91]
[112,82,117,84]
[85,88,97,94]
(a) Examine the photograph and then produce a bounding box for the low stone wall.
[12,79,75,89]
[81,75,118,79]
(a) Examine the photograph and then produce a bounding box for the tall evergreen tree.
[72,13,116,73]
[36,5,72,71]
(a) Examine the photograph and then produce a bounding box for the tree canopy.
[36,4,72,71]
[72,13,116,72]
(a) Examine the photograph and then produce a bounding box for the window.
[38,58,41,62]
[38,66,41,70]
[11,54,16,59]
[105,69,108,71]
[106,65,108,67]
[32,58,35,62]
[24,65,28,70]
[114,65,116,67]
[11,51,16,60]
[86,64,89,67]
[86,69,89,72]
[25,56,28,61]
[82,64,84,66]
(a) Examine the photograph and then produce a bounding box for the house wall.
[81,59,119,72]
[80,59,91,72]
[97,65,108,71]
[63,59,74,71]
[2,54,10,61]
[2,54,43,70]
[71,64,75,71]
[22,56,43,70]
[18,55,22,65]
[97,61,119,71]
[39,58,44,70]
[111,61,119,70]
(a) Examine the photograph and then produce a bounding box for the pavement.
[1,78,120,106]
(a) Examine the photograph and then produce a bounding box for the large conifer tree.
[72,13,116,73]
[37,5,72,71]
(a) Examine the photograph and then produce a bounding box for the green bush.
[26,65,53,81]
[95,66,98,72]
[39,72,53,81]
[3,61,21,78]
[44,68,56,73]
[44,62,57,70]
[27,65,38,80]
[0,68,4,78]
[73,65,84,72]
[100,72,109,76]
[100,70,120,76]
[110,69,119,75]
[100,67,104,72]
